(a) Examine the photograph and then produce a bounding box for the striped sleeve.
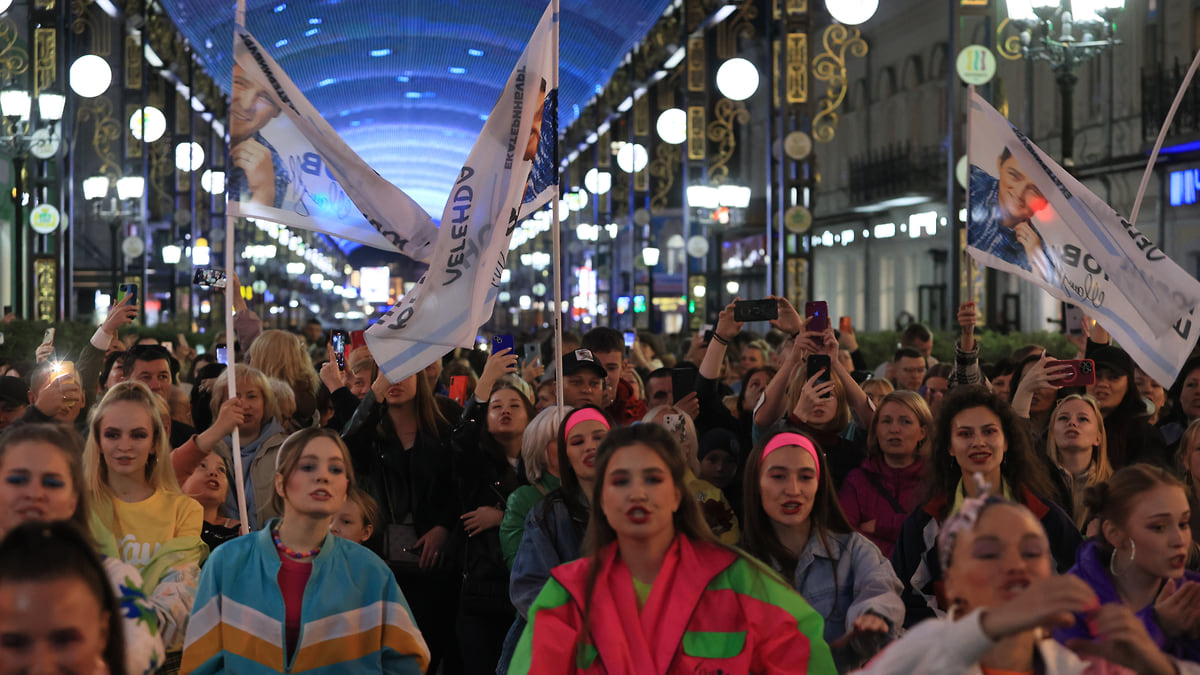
[508,578,583,675]
[715,558,837,675]
[180,563,223,675]
[289,598,428,673]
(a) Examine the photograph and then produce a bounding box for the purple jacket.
[1054,540,1200,662]
[838,457,925,558]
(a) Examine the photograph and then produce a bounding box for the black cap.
[561,349,607,379]
[0,376,29,407]
[1090,345,1133,378]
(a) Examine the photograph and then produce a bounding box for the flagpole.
[228,0,250,535]
[550,0,564,419]
[1129,48,1200,227]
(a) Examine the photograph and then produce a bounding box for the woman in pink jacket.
[838,391,932,557]
[510,423,835,674]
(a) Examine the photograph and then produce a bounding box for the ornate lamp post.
[1006,0,1125,167]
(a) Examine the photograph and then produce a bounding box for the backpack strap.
[860,469,907,514]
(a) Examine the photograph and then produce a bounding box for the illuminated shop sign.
[1170,168,1199,207]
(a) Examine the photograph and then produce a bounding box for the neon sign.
[1169,168,1199,207]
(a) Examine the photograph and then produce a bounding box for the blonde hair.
[84,382,181,523]
[1179,419,1200,485]
[862,378,895,401]
[209,364,279,422]
[782,360,851,431]
[247,330,318,398]
[522,406,571,483]
[867,390,933,460]
[1046,394,1112,528]
[642,405,700,475]
[268,377,297,422]
[348,346,375,375]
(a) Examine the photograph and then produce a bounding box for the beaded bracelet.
[711,332,730,346]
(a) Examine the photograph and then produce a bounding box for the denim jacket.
[509,495,585,618]
[792,531,905,653]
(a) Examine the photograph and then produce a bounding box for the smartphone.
[52,360,76,379]
[733,299,778,323]
[350,330,367,350]
[41,327,55,346]
[162,342,174,355]
[522,342,541,366]
[839,316,852,333]
[491,334,515,356]
[331,330,349,371]
[1064,304,1085,336]
[623,331,636,350]
[215,346,228,365]
[449,375,470,405]
[663,413,684,434]
[805,301,829,332]
[118,283,139,306]
[192,268,227,289]
[1,305,10,316]
[807,354,832,385]
[670,368,694,404]
[1049,359,1096,387]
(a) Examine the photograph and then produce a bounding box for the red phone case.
[1049,359,1095,387]
[449,376,469,405]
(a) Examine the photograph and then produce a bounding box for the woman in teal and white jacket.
[182,427,429,673]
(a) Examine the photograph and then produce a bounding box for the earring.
[1109,541,1136,577]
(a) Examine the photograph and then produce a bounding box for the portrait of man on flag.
[967,144,1055,279]
[227,64,290,209]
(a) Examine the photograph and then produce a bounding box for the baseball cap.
[561,349,607,379]
[0,376,29,407]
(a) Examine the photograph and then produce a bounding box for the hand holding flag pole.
[228,0,250,535]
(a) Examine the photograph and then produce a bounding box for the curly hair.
[926,385,1057,519]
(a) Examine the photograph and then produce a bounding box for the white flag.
[228,27,437,261]
[366,0,559,383]
[966,88,1200,385]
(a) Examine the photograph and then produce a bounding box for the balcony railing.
[1142,60,1200,143]
[848,143,945,206]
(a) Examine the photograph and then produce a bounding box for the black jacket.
[341,392,458,540]
[451,397,525,614]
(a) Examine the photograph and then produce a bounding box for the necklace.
[271,526,322,559]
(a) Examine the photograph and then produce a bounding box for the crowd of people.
[2,291,1200,674]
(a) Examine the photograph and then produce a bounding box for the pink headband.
[761,433,820,480]
[565,408,610,435]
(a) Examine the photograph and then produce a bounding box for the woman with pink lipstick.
[84,381,207,669]
[452,347,535,673]
[181,427,431,673]
[892,385,1081,628]
[510,423,836,674]
[1054,464,1200,661]
[839,391,933,557]
[742,430,904,671]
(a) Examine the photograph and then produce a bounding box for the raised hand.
[979,576,1097,640]
[1067,604,1178,675]
[476,347,518,402]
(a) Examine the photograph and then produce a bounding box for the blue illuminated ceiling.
[161,0,675,229]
